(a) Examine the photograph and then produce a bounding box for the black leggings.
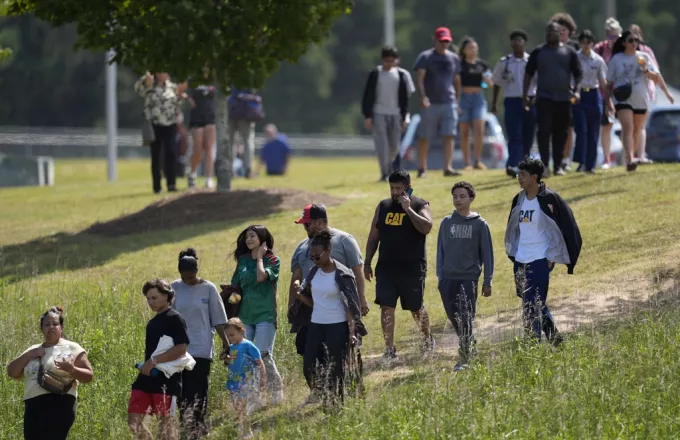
[150,123,178,192]
[24,394,77,440]
[179,358,212,440]
[303,322,349,399]
[536,98,572,172]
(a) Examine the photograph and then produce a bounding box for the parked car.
[644,105,680,162]
[398,112,508,171]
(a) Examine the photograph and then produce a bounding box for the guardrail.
[0,127,376,158]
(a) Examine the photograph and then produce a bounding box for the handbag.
[37,357,73,395]
[219,284,242,319]
[613,84,632,102]
[142,119,155,146]
[287,269,315,326]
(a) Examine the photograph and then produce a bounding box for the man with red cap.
[413,26,462,178]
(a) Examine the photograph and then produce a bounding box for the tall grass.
[1,159,680,439]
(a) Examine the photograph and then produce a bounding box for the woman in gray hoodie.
[436,181,494,371]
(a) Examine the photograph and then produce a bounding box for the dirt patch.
[84,188,344,237]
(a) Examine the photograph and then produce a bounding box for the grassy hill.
[1,158,679,439]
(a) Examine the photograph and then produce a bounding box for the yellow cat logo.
[385,212,405,226]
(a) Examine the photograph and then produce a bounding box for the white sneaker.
[601,162,610,170]
[271,390,284,406]
[205,177,215,189]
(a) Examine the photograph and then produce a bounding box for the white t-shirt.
[515,197,549,264]
[607,51,657,110]
[22,338,86,400]
[374,66,415,116]
[310,270,347,325]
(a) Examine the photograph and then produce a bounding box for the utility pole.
[106,50,118,182]
[604,0,616,19]
[384,0,395,46]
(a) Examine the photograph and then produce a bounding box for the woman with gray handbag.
[7,307,94,440]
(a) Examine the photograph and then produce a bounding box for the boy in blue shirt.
[259,124,291,176]
[226,318,266,438]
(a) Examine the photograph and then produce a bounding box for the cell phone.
[405,187,413,197]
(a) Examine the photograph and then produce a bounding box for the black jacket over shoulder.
[361,67,410,121]
[505,183,582,274]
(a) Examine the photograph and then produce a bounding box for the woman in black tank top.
[458,37,493,172]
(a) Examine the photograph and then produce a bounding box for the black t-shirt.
[376,196,428,277]
[188,84,216,125]
[460,59,490,87]
[132,308,190,397]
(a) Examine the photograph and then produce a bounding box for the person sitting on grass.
[436,181,494,371]
[225,317,266,440]
[128,279,190,440]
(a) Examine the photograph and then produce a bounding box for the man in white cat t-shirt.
[504,157,582,345]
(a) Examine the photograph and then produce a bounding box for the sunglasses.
[309,249,328,262]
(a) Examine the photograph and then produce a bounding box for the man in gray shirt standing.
[524,22,583,177]
[362,46,416,182]
[414,26,462,178]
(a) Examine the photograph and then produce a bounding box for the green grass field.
[1,158,679,439]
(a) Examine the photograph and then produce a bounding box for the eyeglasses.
[309,250,328,262]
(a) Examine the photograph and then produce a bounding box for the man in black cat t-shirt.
[364,169,435,363]
[128,279,190,439]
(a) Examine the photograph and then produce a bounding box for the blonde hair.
[226,317,246,335]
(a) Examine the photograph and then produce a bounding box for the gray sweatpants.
[373,113,402,176]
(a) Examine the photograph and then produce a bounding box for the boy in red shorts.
[128,279,190,440]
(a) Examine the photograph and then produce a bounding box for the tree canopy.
[8,0,353,89]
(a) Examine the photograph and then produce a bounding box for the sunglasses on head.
[309,250,328,262]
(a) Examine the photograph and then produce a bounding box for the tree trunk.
[214,85,232,191]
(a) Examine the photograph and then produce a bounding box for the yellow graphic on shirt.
[520,209,535,223]
[385,212,405,226]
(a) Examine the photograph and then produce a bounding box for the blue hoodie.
[436,211,494,287]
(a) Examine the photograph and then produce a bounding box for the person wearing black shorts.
[364,169,434,362]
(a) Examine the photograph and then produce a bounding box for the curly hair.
[451,181,476,199]
[550,12,577,35]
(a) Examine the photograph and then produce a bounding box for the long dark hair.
[458,36,476,62]
[233,225,275,261]
[612,30,639,56]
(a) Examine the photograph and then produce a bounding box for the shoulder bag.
[37,356,74,395]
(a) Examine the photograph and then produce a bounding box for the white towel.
[152,335,196,379]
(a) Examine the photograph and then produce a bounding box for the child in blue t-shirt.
[225,318,266,438]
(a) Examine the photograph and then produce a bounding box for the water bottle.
[135,363,161,377]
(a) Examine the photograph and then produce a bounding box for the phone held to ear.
[405,187,413,197]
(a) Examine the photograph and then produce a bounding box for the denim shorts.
[459,92,486,124]
[418,102,458,140]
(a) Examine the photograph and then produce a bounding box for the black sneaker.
[378,174,388,183]
[381,346,397,364]
[506,167,519,178]
[443,169,461,177]
[576,164,585,172]
[550,332,564,348]
[626,162,638,172]
[417,169,426,178]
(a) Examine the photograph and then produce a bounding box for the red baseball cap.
[295,204,327,224]
[435,27,453,42]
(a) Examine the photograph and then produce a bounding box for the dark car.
[645,105,680,162]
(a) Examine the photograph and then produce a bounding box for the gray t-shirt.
[374,66,416,116]
[607,51,657,110]
[414,49,460,104]
[171,279,227,359]
[526,43,582,102]
[291,227,364,279]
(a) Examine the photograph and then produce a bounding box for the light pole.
[106,49,118,182]
[604,0,616,19]
[384,0,395,46]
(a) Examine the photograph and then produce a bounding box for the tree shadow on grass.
[0,189,343,284]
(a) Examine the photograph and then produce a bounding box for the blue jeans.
[513,259,557,341]
[244,322,277,354]
[573,89,603,171]
[244,321,283,394]
[504,97,536,168]
[459,92,486,124]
